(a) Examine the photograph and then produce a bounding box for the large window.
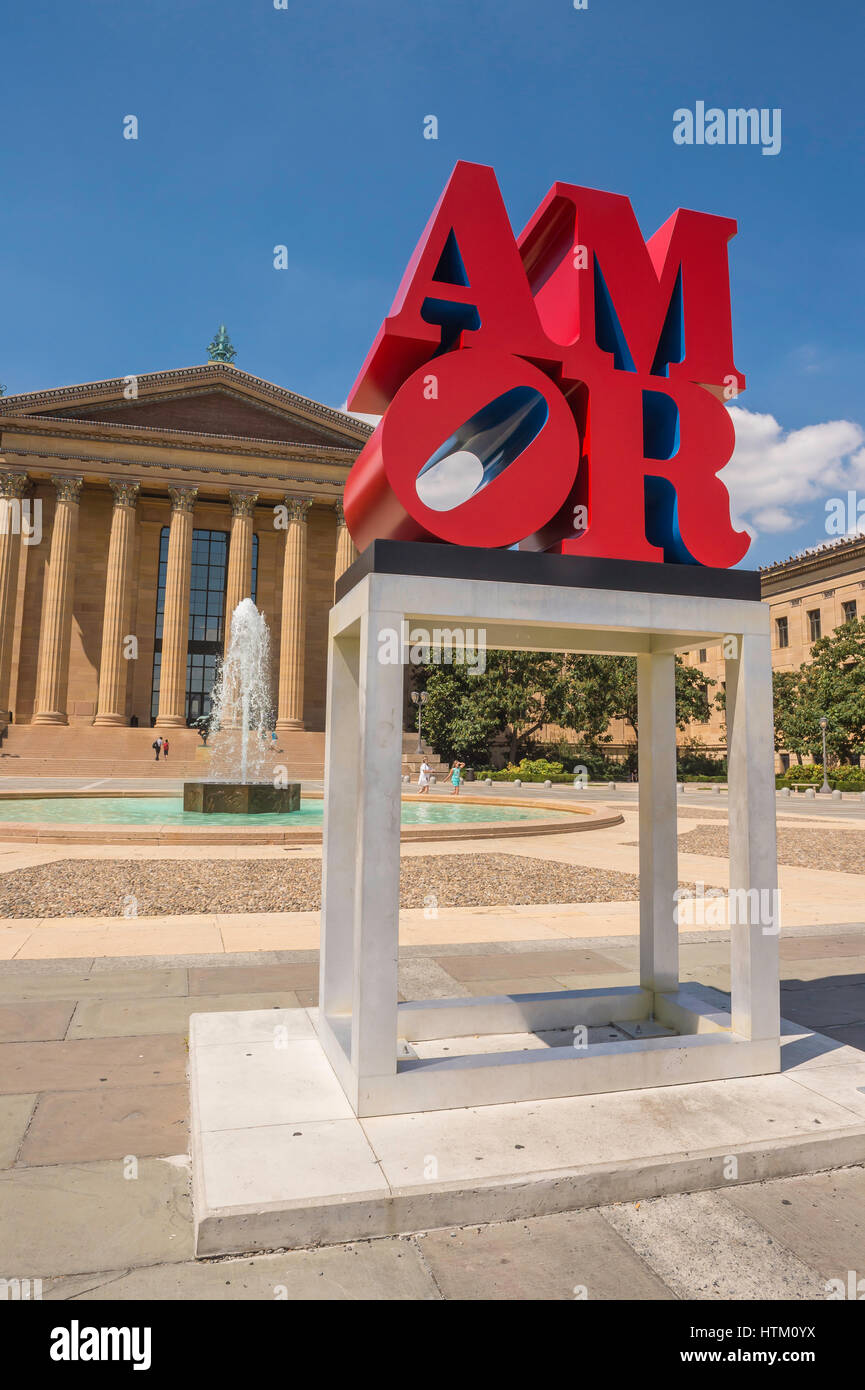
[150,528,258,724]
[843,599,857,624]
[189,530,228,646]
[776,616,789,649]
[808,608,822,642]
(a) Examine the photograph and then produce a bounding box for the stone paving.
[26,1171,865,1300]
[1,786,864,1298]
[2,801,865,957]
[0,927,864,1298]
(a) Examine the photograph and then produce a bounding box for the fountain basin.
[0,791,622,844]
[182,781,301,814]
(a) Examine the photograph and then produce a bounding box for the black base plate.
[336,539,761,603]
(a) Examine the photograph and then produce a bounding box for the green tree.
[799,617,865,764]
[560,654,714,741]
[417,651,567,764]
[772,669,814,764]
[417,650,715,765]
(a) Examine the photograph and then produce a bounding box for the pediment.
[42,385,350,447]
[0,365,371,451]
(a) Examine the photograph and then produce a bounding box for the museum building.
[0,336,373,761]
[680,531,865,768]
[4,335,863,776]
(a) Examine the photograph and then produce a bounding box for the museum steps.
[0,727,450,782]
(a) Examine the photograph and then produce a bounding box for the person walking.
[418,758,431,794]
[152,735,163,761]
[449,760,464,796]
[162,737,169,760]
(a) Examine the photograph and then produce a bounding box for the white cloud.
[723,406,865,538]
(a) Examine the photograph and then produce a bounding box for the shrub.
[677,744,727,778]
[776,764,865,791]
[511,757,565,780]
[475,754,630,784]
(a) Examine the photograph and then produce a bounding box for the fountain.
[182,598,300,814]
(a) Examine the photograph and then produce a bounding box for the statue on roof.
[207,325,237,364]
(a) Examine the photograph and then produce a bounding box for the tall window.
[808,609,822,642]
[843,599,857,624]
[150,528,258,724]
[184,530,227,726]
[776,616,789,649]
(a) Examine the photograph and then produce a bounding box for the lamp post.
[819,715,831,794]
[411,690,428,754]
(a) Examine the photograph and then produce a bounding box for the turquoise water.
[0,796,570,827]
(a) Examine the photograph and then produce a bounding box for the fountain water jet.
[182,598,300,814]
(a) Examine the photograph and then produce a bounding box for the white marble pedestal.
[188,1004,865,1257]
[315,544,780,1117]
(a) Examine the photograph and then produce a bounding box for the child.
[418,759,431,794]
[449,760,464,796]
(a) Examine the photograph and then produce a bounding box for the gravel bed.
[678,826,865,875]
[0,854,653,919]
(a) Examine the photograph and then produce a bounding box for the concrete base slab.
[190,1003,865,1258]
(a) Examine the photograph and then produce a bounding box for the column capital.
[168,484,198,513]
[50,475,83,506]
[229,490,259,518]
[0,471,30,500]
[284,495,313,523]
[334,498,357,585]
[108,479,141,510]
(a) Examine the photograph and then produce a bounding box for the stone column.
[156,485,198,728]
[93,481,140,726]
[276,496,312,731]
[32,474,84,725]
[0,471,30,721]
[726,632,780,1042]
[637,652,679,995]
[224,491,258,647]
[334,500,357,589]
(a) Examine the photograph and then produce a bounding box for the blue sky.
[2,0,863,567]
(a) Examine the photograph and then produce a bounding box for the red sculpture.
[345,161,749,567]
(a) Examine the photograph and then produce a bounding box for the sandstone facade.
[0,363,370,732]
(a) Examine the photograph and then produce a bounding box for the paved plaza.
[0,783,864,1298]
[1,932,864,1298]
